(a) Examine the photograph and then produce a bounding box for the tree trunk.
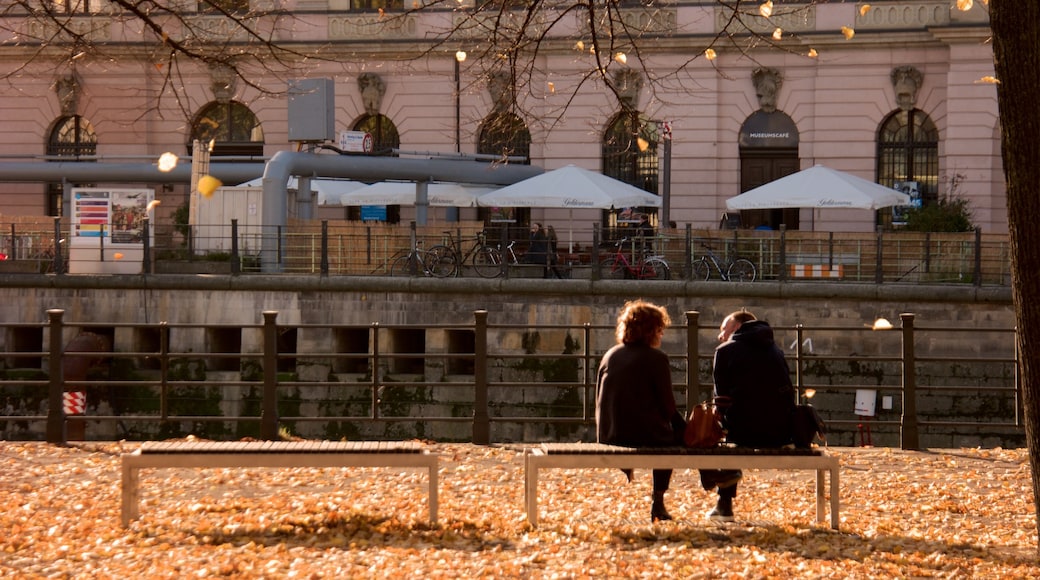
[990,0,1040,551]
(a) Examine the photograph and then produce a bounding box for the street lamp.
[659,121,672,228]
[449,50,467,223]
[454,50,467,154]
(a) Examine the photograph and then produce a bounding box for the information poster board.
[69,188,153,274]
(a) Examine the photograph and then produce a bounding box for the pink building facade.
[0,1,1002,235]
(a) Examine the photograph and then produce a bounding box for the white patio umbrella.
[236,177,366,206]
[476,164,663,209]
[725,165,910,211]
[339,181,495,207]
[476,164,662,252]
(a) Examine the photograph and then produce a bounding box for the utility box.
[288,78,335,142]
[196,186,265,256]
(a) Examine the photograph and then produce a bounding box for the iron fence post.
[900,312,919,449]
[230,219,241,275]
[52,217,64,275]
[473,310,490,444]
[142,217,152,275]
[974,227,982,287]
[591,227,600,281]
[876,229,884,284]
[46,309,65,444]
[371,322,380,419]
[684,224,692,280]
[261,310,279,440]
[320,220,329,276]
[685,311,700,407]
[779,226,787,282]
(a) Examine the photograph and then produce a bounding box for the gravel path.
[0,441,1036,578]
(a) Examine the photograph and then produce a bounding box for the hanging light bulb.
[157,152,178,172]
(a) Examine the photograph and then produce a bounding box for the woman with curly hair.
[596,300,685,521]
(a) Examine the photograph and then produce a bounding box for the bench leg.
[428,462,439,525]
[525,452,539,528]
[121,461,139,527]
[829,465,840,530]
[816,468,825,525]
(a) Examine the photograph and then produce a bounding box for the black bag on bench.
[793,404,827,448]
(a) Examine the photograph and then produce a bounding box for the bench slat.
[525,444,839,529]
[122,440,438,527]
[138,440,424,454]
[541,443,825,456]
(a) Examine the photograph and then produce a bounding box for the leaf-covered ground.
[0,441,1036,578]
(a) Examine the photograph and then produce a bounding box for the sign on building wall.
[69,188,154,274]
[891,181,921,225]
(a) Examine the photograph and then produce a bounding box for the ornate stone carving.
[55,74,80,116]
[358,73,386,116]
[487,71,514,112]
[613,69,643,110]
[752,67,783,113]
[209,63,237,103]
[891,65,923,111]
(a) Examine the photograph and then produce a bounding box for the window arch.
[350,114,401,222]
[47,115,98,216]
[876,108,939,225]
[354,113,400,156]
[477,111,531,231]
[602,111,659,233]
[189,101,264,157]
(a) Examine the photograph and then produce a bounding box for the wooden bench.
[121,440,439,527]
[524,443,839,529]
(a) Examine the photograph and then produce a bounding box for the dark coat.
[596,342,680,446]
[713,320,796,448]
[524,230,549,264]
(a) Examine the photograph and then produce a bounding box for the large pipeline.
[0,153,544,272]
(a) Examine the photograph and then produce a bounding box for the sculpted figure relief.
[487,71,514,112]
[357,73,386,116]
[55,74,80,115]
[751,67,782,113]
[613,69,643,110]
[891,65,923,111]
[209,64,237,103]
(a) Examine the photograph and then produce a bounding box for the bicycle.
[599,237,670,280]
[428,230,505,278]
[690,243,756,282]
[389,239,451,277]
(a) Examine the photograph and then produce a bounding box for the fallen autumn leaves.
[0,442,1036,578]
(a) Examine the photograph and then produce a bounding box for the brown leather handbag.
[684,400,725,448]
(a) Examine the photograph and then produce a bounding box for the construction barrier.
[789,264,844,279]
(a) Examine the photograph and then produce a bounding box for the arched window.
[189,101,264,157]
[47,115,97,216]
[350,114,401,222]
[354,113,400,156]
[477,111,531,232]
[602,111,659,234]
[877,109,939,226]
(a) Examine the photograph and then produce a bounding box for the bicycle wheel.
[691,259,711,281]
[472,246,503,278]
[390,253,419,277]
[640,257,670,280]
[426,245,458,278]
[599,257,626,280]
[727,259,757,282]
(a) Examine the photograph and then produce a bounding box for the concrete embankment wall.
[0,275,1018,447]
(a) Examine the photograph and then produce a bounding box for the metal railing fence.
[0,309,1021,449]
[0,217,1013,285]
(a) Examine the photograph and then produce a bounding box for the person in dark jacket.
[596,300,685,522]
[523,223,549,267]
[703,309,796,522]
